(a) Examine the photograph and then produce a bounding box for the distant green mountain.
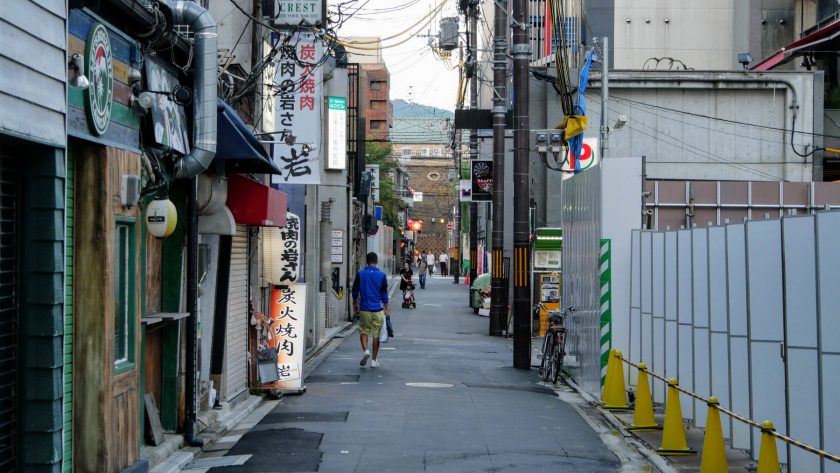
[392,99,454,119]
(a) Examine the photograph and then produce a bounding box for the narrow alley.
[183,275,626,473]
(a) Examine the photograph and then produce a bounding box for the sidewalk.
[173,274,658,472]
[142,276,402,473]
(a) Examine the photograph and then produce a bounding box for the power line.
[610,95,840,141]
[588,107,791,181]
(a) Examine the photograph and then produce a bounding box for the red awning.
[227,174,287,227]
[753,20,840,70]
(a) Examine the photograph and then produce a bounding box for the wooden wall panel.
[74,145,143,473]
[144,328,162,406]
[146,232,163,314]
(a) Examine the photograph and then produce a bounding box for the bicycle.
[538,306,575,383]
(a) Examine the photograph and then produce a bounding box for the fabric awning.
[227,174,287,227]
[752,20,840,71]
[215,99,281,175]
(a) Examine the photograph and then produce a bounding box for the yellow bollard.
[600,348,616,404]
[656,378,697,456]
[628,363,660,431]
[602,350,629,411]
[756,420,781,473]
[699,397,728,473]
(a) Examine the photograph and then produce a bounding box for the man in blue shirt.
[352,252,390,368]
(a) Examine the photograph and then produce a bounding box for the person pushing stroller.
[399,262,416,308]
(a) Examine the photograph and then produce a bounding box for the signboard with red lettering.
[272,32,323,185]
[266,284,307,392]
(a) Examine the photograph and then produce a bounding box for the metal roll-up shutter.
[224,225,249,401]
[0,155,19,471]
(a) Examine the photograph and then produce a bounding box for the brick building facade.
[392,117,459,256]
[361,64,392,141]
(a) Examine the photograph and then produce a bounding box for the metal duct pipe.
[170,1,218,179]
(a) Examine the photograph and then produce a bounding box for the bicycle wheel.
[540,332,554,380]
[543,333,557,382]
[552,330,567,383]
[539,333,552,379]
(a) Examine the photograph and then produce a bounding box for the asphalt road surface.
[197,274,621,473]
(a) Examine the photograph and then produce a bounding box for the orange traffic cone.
[756,421,781,473]
[699,397,728,472]
[601,350,629,411]
[657,378,696,456]
[628,363,660,431]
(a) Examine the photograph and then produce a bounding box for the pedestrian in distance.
[352,252,390,368]
[439,251,448,276]
[418,257,428,289]
[419,250,426,270]
[426,251,436,276]
[399,261,413,297]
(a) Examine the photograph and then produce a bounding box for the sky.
[334,0,462,111]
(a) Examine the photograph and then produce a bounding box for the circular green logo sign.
[84,23,113,136]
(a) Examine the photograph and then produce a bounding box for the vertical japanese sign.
[326,96,346,170]
[365,164,380,202]
[262,40,275,133]
[267,284,307,391]
[471,160,493,201]
[331,229,344,264]
[272,32,323,185]
[280,213,301,283]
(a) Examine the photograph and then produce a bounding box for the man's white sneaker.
[370,359,380,368]
[360,351,370,367]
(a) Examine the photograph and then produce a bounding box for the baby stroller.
[401,280,417,309]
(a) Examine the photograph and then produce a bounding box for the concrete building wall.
[583,70,822,182]
[210,0,254,71]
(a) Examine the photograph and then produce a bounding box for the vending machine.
[532,228,562,335]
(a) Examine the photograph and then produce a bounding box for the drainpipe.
[167,1,218,179]
[185,178,204,446]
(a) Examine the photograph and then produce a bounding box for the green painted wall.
[63,146,74,472]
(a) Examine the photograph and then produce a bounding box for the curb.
[558,376,678,473]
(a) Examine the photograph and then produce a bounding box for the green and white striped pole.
[600,239,612,387]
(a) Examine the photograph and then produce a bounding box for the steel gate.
[224,225,249,401]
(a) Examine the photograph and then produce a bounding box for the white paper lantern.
[264,213,300,285]
[146,198,177,238]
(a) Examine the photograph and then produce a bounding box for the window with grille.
[421,148,430,157]
[433,148,442,157]
[402,148,412,157]
[114,219,136,372]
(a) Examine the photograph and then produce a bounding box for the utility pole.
[453,44,464,285]
[599,37,609,160]
[511,0,530,369]
[489,0,508,336]
[468,2,479,294]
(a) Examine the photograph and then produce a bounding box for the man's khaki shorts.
[359,310,385,337]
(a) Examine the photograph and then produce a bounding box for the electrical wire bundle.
[547,0,576,116]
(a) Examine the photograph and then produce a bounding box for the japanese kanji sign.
[279,213,301,283]
[272,32,323,185]
[266,283,307,391]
